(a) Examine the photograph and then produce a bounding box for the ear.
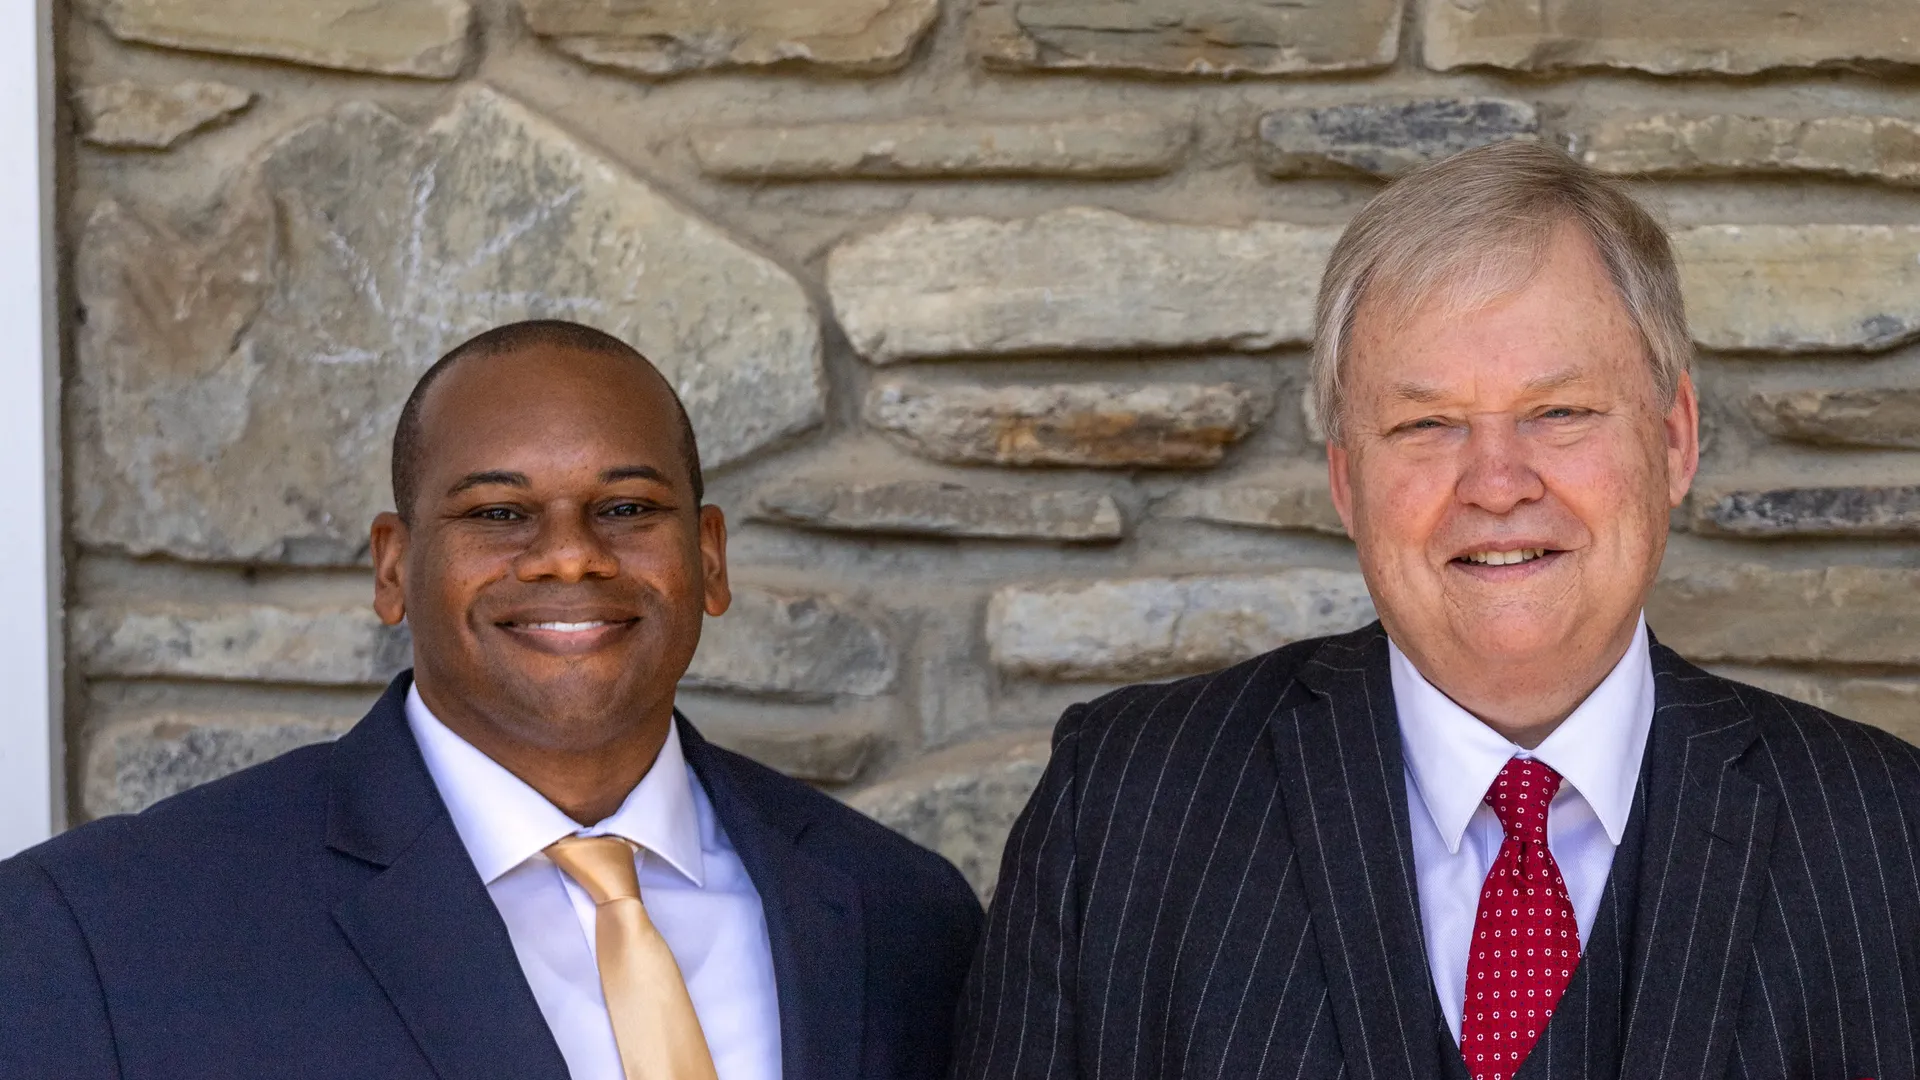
[1327,439,1358,538]
[1663,371,1701,508]
[370,511,410,626]
[697,504,731,618]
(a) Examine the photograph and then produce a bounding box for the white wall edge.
[0,0,64,858]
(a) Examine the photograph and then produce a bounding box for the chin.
[1453,612,1573,666]
[494,672,643,742]
[503,700,640,754]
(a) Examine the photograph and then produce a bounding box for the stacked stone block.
[61,0,1920,896]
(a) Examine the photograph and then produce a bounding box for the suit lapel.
[324,675,570,1080]
[1617,644,1777,1079]
[680,718,866,1080]
[1275,626,1442,1080]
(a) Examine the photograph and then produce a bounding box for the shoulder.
[7,739,335,900]
[1659,652,1920,804]
[0,739,338,1002]
[692,736,982,922]
[1741,681,1920,793]
[1054,628,1348,776]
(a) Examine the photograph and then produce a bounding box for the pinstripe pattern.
[955,623,1920,1080]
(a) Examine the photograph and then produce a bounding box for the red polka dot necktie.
[1459,757,1580,1080]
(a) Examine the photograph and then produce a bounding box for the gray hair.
[1311,140,1690,445]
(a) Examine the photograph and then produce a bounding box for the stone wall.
[60,0,1920,897]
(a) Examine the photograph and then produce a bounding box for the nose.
[513,506,619,583]
[1455,419,1545,515]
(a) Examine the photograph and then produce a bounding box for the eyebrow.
[1386,368,1589,405]
[444,464,674,498]
[446,470,528,497]
[601,465,671,485]
[1520,368,1588,394]
[1386,380,1450,405]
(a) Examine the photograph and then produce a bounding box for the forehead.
[1347,225,1647,399]
[413,344,686,480]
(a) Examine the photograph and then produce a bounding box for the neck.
[1400,621,1640,749]
[504,735,670,826]
[416,681,673,825]
[1466,695,1578,749]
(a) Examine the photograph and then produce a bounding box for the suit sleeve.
[0,854,122,1080]
[1899,737,1920,1042]
[952,704,1087,1080]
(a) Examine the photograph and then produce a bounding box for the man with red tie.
[954,141,1920,1080]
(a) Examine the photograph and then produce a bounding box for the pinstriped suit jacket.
[954,623,1920,1080]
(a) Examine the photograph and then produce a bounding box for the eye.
[1539,406,1587,420]
[602,500,662,518]
[468,505,525,522]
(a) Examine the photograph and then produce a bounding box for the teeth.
[522,621,610,632]
[1462,548,1548,566]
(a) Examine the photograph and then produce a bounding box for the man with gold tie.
[0,320,983,1080]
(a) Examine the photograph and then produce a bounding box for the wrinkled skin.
[1328,223,1699,745]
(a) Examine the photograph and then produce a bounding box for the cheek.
[1537,434,1666,543]
[614,531,705,592]
[1352,454,1455,549]
[419,540,510,621]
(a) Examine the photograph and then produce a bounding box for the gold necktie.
[546,835,720,1080]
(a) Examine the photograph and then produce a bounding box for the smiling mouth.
[496,616,640,653]
[1456,548,1554,567]
[512,620,628,633]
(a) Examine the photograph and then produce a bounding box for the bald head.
[368,320,733,824]
[391,320,702,522]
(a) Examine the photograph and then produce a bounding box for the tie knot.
[546,834,643,905]
[1483,757,1561,842]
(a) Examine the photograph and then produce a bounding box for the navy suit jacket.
[0,674,983,1080]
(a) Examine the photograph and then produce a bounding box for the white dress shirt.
[1391,616,1654,1042]
[406,686,783,1080]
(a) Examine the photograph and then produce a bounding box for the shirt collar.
[405,684,706,888]
[1390,615,1654,854]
